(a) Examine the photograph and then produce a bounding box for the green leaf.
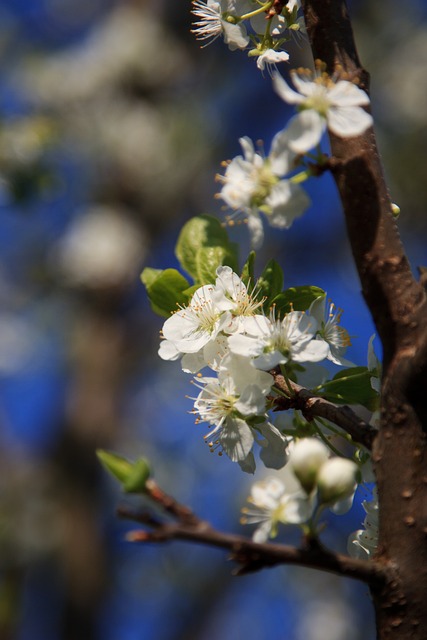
[97,450,133,484]
[123,458,151,493]
[140,267,163,289]
[97,450,151,493]
[195,245,234,284]
[317,367,379,410]
[272,286,325,317]
[175,215,238,283]
[241,251,256,287]
[141,267,191,317]
[258,259,284,309]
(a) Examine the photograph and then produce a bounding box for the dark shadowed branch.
[271,371,377,449]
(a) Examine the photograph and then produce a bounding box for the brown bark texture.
[302,1,427,638]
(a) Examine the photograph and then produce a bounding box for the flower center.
[251,162,278,207]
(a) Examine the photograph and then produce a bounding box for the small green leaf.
[123,458,151,493]
[97,450,133,484]
[97,450,151,493]
[241,251,256,286]
[141,268,191,317]
[140,267,163,289]
[317,367,379,410]
[272,286,325,316]
[175,215,237,282]
[258,259,284,309]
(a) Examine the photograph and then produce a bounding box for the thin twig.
[118,504,388,587]
[272,372,377,449]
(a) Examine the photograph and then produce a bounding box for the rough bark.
[302,1,427,638]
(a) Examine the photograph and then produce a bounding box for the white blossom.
[191,0,249,50]
[348,488,379,559]
[256,49,289,74]
[309,296,353,366]
[161,285,228,355]
[213,265,264,330]
[273,69,373,153]
[218,134,310,248]
[241,476,312,542]
[228,310,329,369]
[192,353,272,463]
[57,206,145,288]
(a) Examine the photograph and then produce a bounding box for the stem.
[240,2,274,21]
[290,170,310,184]
[312,420,343,456]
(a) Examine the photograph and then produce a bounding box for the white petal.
[238,135,255,162]
[247,211,264,249]
[267,181,310,228]
[252,520,272,543]
[327,81,370,107]
[292,338,329,363]
[238,452,256,474]
[279,493,313,524]
[220,417,254,461]
[253,350,287,370]
[273,72,304,105]
[256,49,289,71]
[286,110,325,154]
[235,384,268,416]
[222,21,249,50]
[290,72,319,98]
[227,333,264,358]
[158,339,181,361]
[327,106,373,138]
[181,351,205,373]
[251,477,285,507]
[258,422,289,469]
[269,128,295,175]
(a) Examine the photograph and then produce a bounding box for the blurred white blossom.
[56,206,145,288]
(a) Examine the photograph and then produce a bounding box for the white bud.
[317,457,358,505]
[289,438,329,494]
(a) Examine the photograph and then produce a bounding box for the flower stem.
[240,1,274,21]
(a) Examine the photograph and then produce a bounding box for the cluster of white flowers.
[192,1,372,247]
[216,68,372,247]
[159,265,351,471]
[242,438,359,541]
[191,0,303,73]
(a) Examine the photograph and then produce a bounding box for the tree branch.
[302,0,427,370]
[271,371,377,449]
[118,480,387,587]
[302,2,427,637]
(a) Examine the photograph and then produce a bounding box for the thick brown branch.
[302,0,427,370]
[272,372,376,449]
[302,2,427,638]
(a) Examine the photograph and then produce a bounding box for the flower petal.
[220,417,254,461]
[327,81,370,107]
[327,106,373,138]
[286,110,325,153]
[273,72,304,105]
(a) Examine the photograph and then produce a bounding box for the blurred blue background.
[0,1,425,638]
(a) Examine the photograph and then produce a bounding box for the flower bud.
[317,457,358,505]
[289,438,329,494]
